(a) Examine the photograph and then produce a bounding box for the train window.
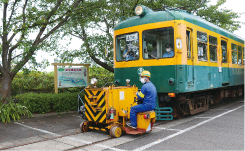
[231,43,237,64]
[238,46,242,65]
[209,36,217,62]
[221,40,227,63]
[115,32,139,62]
[197,31,207,61]
[186,30,191,58]
[197,31,207,43]
[210,45,217,62]
[231,43,237,51]
[209,36,217,45]
[142,27,174,59]
[243,47,245,65]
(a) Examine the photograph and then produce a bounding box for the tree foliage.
[196,0,242,32]
[55,0,242,73]
[0,0,103,103]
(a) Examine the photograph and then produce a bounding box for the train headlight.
[135,5,143,16]
[135,5,152,17]
[91,78,97,85]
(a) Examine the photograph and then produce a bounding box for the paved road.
[0,97,244,150]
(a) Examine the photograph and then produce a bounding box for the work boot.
[126,122,136,129]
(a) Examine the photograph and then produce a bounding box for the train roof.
[114,7,244,44]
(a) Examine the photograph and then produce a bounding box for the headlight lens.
[135,5,143,15]
[135,5,152,17]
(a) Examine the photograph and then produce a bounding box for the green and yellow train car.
[113,5,244,118]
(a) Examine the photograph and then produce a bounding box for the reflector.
[168,93,176,97]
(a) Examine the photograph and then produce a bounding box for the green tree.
[0,0,102,104]
[56,0,242,73]
[195,0,242,32]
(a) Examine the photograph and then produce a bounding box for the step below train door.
[220,37,230,86]
[186,28,195,90]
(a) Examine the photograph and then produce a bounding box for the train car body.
[113,5,244,118]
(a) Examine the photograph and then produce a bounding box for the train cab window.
[221,40,227,63]
[238,46,242,65]
[116,32,139,62]
[209,36,217,62]
[231,43,237,64]
[197,31,207,61]
[142,27,174,59]
[243,47,245,65]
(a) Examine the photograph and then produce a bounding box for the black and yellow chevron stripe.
[84,89,106,123]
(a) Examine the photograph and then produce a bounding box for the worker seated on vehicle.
[126,70,157,129]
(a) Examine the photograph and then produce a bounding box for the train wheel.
[80,121,90,132]
[110,125,122,138]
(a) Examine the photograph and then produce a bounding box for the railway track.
[0,120,170,150]
[1,96,242,150]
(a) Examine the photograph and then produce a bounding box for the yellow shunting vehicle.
[80,82,156,138]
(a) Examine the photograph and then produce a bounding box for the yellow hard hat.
[140,70,151,78]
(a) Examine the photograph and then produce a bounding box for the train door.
[221,38,230,85]
[186,28,194,86]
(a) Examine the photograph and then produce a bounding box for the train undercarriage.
[157,85,244,118]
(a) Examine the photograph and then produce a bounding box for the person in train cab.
[123,45,135,61]
[126,70,157,129]
[162,44,174,58]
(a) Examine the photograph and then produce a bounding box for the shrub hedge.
[10,66,113,114]
[11,66,114,95]
[15,92,84,114]
[11,71,54,95]
[89,66,114,87]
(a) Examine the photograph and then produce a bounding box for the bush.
[6,66,113,117]
[15,92,83,114]
[0,100,32,123]
[11,66,114,95]
[12,71,54,95]
[89,66,114,87]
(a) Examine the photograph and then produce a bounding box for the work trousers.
[130,104,154,127]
